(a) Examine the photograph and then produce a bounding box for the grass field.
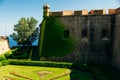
[0,65,94,80]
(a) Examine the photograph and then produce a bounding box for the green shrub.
[8,52,29,59]
[0,62,2,67]
[21,52,29,59]
[90,67,107,80]
[4,48,19,59]
[1,60,9,66]
[0,55,6,61]
[8,60,72,68]
[4,50,13,58]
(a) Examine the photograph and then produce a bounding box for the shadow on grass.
[70,69,95,80]
[96,65,120,80]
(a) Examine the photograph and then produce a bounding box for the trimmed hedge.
[0,62,2,67]
[8,60,72,68]
[0,60,9,67]
[1,60,9,66]
[0,55,6,61]
[4,50,13,58]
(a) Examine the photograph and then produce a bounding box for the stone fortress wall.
[49,8,120,16]
[42,4,120,70]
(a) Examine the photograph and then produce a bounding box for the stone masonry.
[40,4,120,70]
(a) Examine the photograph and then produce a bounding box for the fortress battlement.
[49,8,120,16]
[43,3,120,17]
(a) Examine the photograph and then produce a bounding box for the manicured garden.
[0,60,106,80]
[1,49,120,80]
[0,65,95,80]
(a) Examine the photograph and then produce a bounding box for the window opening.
[64,30,69,38]
[82,29,88,38]
[102,29,107,38]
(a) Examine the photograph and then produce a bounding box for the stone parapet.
[116,7,120,14]
[90,9,106,15]
[62,10,74,16]
[49,8,120,17]
[50,10,74,16]
[109,9,116,14]
[48,6,120,17]
[49,11,63,16]
[74,10,88,15]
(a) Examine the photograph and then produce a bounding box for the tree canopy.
[11,17,38,46]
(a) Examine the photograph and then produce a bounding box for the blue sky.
[0,0,119,36]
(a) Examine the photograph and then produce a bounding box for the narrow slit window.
[102,29,107,38]
[82,29,88,38]
[64,30,69,38]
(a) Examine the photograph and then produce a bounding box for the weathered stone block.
[49,12,63,16]
[74,10,88,15]
[109,9,116,14]
[90,9,106,15]
[62,10,74,16]
[116,7,120,14]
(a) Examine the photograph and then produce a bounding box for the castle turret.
[43,4,50,17]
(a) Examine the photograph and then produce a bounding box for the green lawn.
[0,65,94,80]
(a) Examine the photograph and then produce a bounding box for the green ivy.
[38,17,75,57]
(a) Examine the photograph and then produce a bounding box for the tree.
[11,17,38,46]
[25,27,40,46]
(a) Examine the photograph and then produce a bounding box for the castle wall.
[60,15,112,64]
[43,15,113,64]
[42,5,120,69]
[113,14,120,69]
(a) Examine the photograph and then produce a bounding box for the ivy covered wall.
[38,17,75,58]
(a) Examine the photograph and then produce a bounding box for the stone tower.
[43,4,50,17]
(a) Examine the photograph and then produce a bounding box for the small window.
[64,30,69,38]
[82,29,88,38]
[101,29,107,38]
